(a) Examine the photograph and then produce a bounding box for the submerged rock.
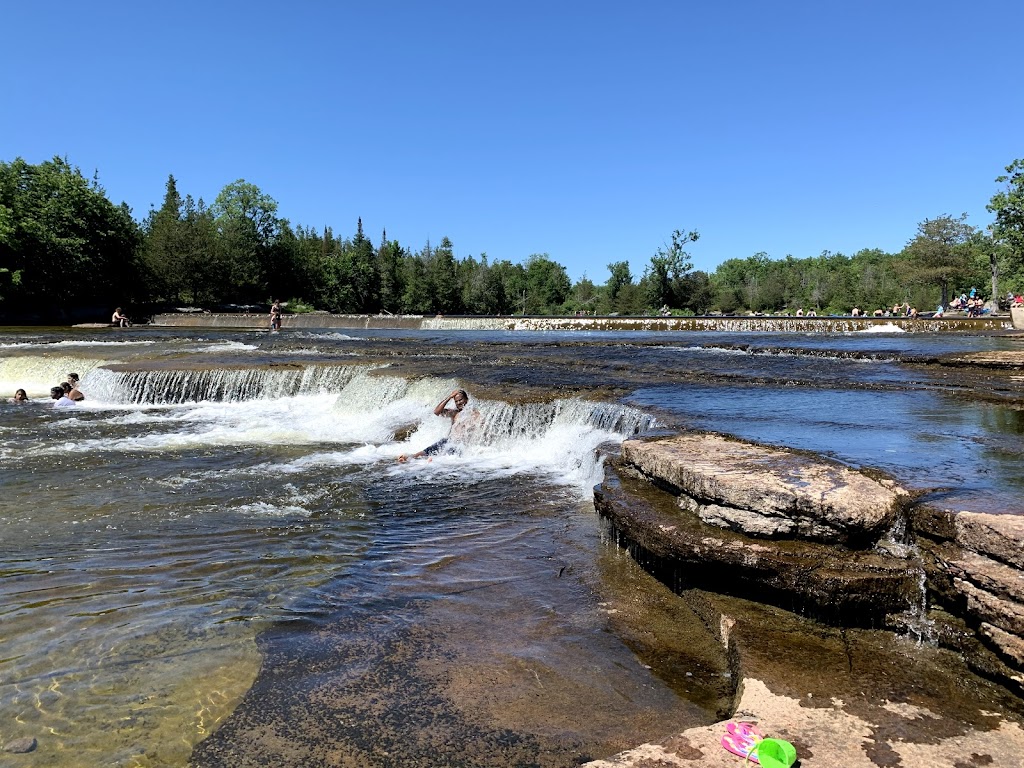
[3,737,37,753]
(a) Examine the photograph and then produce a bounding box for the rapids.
[1,324,1022,766]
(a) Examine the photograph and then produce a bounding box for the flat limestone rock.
[622,434,907,544]
[954,577,1024,636]
[981,622,1024,668]
[941,350,1024,368]
[582,591,1024,768]
[595,465,919,625]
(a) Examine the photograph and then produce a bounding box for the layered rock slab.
[914,507,1024,684]
[620,433,908,546]
[598,434,918,625]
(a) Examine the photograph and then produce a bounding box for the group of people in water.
[13,372,472,460]
[10,373,85,406]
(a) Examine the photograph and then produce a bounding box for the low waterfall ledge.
[588,431,1024,767]
[147,312,1016,333]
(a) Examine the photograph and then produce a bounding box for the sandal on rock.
[721,730,796,768]
[721,731,760,762]
[727,721,763,740]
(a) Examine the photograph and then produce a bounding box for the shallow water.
[1,325,1022,766]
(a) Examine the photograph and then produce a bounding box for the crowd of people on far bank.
[9,373,85,407]
[788,286,1021,319]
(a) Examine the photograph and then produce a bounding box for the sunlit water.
[1,325,1022,766]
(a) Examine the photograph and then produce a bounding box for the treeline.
[2,156,1023,319]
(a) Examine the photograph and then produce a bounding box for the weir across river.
[150,311,1017,333]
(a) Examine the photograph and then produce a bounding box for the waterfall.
[0,355,112,397]
[875,514,936,645]
[82,363,385,404]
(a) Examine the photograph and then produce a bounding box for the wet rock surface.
[583,592,1024,768]
[914,508,1024,687]
[595,431,1024,766]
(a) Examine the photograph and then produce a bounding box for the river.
[1,324,1022,766]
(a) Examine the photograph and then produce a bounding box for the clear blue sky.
[3,1,1021,282]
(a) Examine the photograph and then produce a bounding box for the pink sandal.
[721,730,761,762]
[727,721,763,740]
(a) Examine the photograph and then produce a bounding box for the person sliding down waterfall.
[398,389,471,462]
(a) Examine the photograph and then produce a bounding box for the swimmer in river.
[398,389,470,462]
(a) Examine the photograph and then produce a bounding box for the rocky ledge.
[592,432,1024,766]
[596,432,1024,691]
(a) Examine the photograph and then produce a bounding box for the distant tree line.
[2,156,1023,320]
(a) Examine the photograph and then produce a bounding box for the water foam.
[856,323,906,334]
[51,369,656,499]
[0,356,115,397]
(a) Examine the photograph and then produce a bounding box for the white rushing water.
[3,354,655,498]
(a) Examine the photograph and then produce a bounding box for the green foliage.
[0,156,143,310]
[988,159,1024,290]
[523,254,571,314]
[901,213,976,305]
[7,153,1024,320]
[644,229,699,309]
[283,297,315,314]
[429,237,460,314]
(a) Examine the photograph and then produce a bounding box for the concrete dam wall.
[149,312,1016,333]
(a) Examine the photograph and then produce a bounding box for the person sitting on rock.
[112,307,131,327]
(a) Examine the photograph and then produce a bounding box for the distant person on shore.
[269,299,282,331]
[795,308,804,317]
[12,388,28,403]
[398,388,471,462]
[909,307,918,319]
[66,373,85,401]
[935,304,944,318]
[112,307,131,327]
[50,386,76,407]
[851,307,861,317]
[807,309,816,317]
